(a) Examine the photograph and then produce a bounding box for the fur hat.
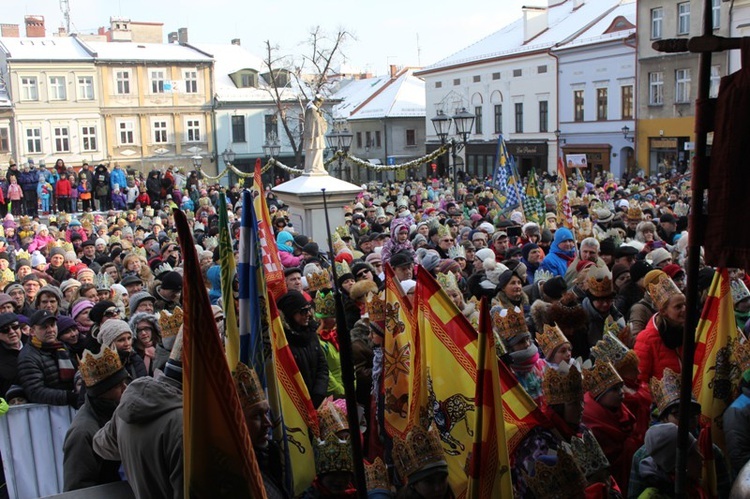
[350,279,378,301]
[548,292,587,331]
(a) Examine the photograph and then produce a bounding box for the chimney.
[0,24,20,38]
[389,65,398,78]
[57,26,67,37]
[522,6,548,43]
[178,27,188,44]
[231,38,241,46]
[168,31,178,44]
[24,15,45,38]
[98,26,106,36]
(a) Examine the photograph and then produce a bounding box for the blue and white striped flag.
[238,190,263,376]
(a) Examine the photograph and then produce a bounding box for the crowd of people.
[0,157,746,499]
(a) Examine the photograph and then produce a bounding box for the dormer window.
[229,69,259,88]
[261,69,291,88]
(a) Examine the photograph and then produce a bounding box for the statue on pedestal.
[303,95,328,175]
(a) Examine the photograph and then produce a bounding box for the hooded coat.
[538,228,576,278]
[93,374,183,499]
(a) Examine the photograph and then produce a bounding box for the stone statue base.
[272,172,362,253]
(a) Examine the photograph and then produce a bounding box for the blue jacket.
[110,167,127,190]
[539,227,576,278]
[19,170,39,192]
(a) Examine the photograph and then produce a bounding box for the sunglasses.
[441,238,454,243]
[104,308,120,318]
[0,323,20,335]
[356,270,371,279]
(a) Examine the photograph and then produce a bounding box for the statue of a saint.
[303,95,328,175]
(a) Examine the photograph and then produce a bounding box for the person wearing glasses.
[98,319,147,380]
[0,312,24,398]
[17,310,78,407]
[276,290,329,408]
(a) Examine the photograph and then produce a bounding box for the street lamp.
[191,155,202,170]
[263,135,281,158]
[622,125,634,142]
[431,108,475,199]
[326,125,353,181]
[222,147,236,165]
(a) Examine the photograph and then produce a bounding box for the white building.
[553,0,636,179]
[416,0,628,177]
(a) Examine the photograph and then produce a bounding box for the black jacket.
[284,321,328,408]
[17,342,75,406]
[0,341,22,397]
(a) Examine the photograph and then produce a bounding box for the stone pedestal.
[273,172,362,253]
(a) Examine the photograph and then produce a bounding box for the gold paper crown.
[490,306,528,342]
[306,267,331,292]
[586,267,614,298]
[232,362,265,412]
[735,338,750,374]
[366,290,386,322]
[447,244,466,260]
[159,307,183,339]
[649,367,684,417]
[15,249,30,262]
[436,224,451,239]
[335,260,352,279]
[94,272,112,291]
[314,434,354,475]
[335,226,351,240]
[314,290,336,319]
[569,431,610,481]
[365,457,390,491]
[435,271,459,293]
[582,359,623,399]
[590,330,638,374]
[626,206,643,221]
[542,360,583,405]
[523,448,587,499]
[646,270,682,309]
[331,232,346,255]
[392,424,446,483]
[317,397,348,438]
[79,346,123,389]
[537,323,569,359]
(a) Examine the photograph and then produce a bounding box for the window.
[492,72,501,80]
[240,73,256,88]
[118,120,135,145]
[473,75,481,83]
[406,129,416,146]
[186,118,201,142]
[597,88,608,120]
[78,76,94,100]
[150,70,166,94]
[710,65,721,98]
[649,72,664,105]
[81,126,97,151]
[494,104,502,134]
[539,100,548,132]
[435,81,442,89]
[375,130,381,148]
[365,131,372,148]
[356,132,362,148]
[26,127,42,153]
[115,70,131,95]
[712,0,720,29]
[184,70,198,93]
[49,76,67,100]
[453,78,460,86]
[0,128,9,152]
[678,2,690,35]
[621,85,634,119]
[20,77,38,101]
[574,90,584,121]
[513,69,522,77]
[231,115,246,143]
[537,65,547,74]
[514,103,523,133]
[53,126,70,152]
[675,68,691,103]
[264,115,277,141]
[474,106,483,134]
[651,8,663,39]
[153,120,168,143]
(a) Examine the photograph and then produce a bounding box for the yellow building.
[78,39,215,174]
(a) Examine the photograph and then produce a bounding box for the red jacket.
[56,179,71,197]
[634,314,683,385]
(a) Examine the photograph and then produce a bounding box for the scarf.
[657,315,684,349]
[318,327,339,352]
[139,340,156,374]
[31,336,75,382]
[509,343,539,372]
[554,248,577,264]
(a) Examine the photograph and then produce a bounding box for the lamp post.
[191,154,202,171]
[621,125,634,142]
[431,108,475,200]
[326,125,353,181]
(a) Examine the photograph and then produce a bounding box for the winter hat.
[644,423,696,474]
[419,250,441,273]
[474,248,495,262]
[89,300,117,325]
[662,263,685,280]
[0,293,14,310]
[56,316,78,336]
[542,276,568,300]
[34,285,63,308]
[521,243,540,262]
[95,238,107,247]
[629,261,653,284]
[4,283,23,298]
[98,319,132,348]
[60,279,81,295]
[389,251,414,269]
[50,247,66,259]
[496,269,518,291]
[365,253,382,266]
[129,291,155,312]
[648,248,672,267]
[411,234,428,249]
[400,279,416,294]
[35,224,48,235]
[276,290,311,318]
[76,267,95,281]
[71,300,94,320]
[129,312,162,343]
[30,251,46,268]
[160,271,183,291]
[611,263,631,284]
[484,259,509,286]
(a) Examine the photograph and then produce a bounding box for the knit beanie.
[98,319,132,348]
[50,247,66,259]
[90,300,117,325]
[71,300,94,320]
[475,248,495,262]
[31,251,46,268]
[496,269,516,291]
[629,261,653,284]
[419,250,441,273]
[542,276,568,300]
[34,285,63,308]
[521,243,539,262]
[276,290,310,318]
[411,233,428,249]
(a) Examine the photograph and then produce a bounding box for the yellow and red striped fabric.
[251,158,287,301]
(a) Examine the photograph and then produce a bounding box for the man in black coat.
[0,313,25,397]
[276,290,328,408]
[93,164,111,211]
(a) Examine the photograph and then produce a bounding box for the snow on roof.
[330,76,390,120]
[422,0,623,72]
[193,43,272,102]
[0,37,93,61]
[554,0,636,50]
[83,40,212,62]
[348,69,425,121]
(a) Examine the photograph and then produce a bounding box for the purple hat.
[56,316,78,336]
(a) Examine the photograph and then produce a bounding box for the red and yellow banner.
[251,158,286,301]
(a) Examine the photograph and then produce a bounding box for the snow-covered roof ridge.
[83,40,212,62]
[348,68,425,120]
[0,36,94,61]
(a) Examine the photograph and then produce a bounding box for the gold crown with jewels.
[317,397,348,438]
[366,290,386,323]
[649,367,685,418]
[159,307,183,340]
[306,267,331,292]
[435,271,459,293]
[537,323,569,359]
[314,289,336,319]
[582,359,623,399]
[590,329,639,374]
[314,433,354,475]
[542,360,583,406]
[490,305,528,342]
[523,447,587,499]
[646,270,682,310]
[569,431,610,481]
[79,346,123,389]
[365,457,390,491]
[232,362,265,411]
[392,424,446,484]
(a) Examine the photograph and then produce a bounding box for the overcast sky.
[4,0,533,74]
